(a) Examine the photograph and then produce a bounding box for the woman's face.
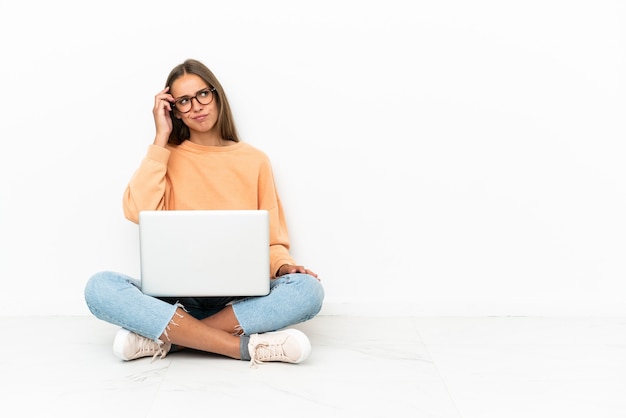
[170,73,219,134]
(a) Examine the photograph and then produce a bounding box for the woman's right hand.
[153,87,174,147]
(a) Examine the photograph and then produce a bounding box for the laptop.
[138,210,270,297]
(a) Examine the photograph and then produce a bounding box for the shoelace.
[134,337,169,363]
[150,344,169,362]
[249,341,288,368]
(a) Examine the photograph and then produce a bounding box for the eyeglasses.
[172,87,216,113]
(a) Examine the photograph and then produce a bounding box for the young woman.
[84,59,324,367]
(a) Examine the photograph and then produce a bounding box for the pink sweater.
[123,141,296,278]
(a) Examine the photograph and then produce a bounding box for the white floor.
[2,315,625,418]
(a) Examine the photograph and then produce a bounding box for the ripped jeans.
[84,271,324,341]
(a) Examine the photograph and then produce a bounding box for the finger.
[306,269,319,279]
[154,96,173,113]
[156,95,174,105]
[161,98,172,112]
[155,88,174,103]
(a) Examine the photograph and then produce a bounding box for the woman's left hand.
[277,264,319,280]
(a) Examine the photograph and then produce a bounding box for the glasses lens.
[196,88,214,105]
[174,97,192,113]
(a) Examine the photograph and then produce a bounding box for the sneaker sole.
[282,328,312,363]
[112,328,132,360]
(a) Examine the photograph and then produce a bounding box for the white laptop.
[138,210,270,297]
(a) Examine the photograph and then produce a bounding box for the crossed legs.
[161,305,242,359]
[85,271,324,362]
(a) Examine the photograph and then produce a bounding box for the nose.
[190,97,204,110]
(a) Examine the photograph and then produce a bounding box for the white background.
[0,0,624,317]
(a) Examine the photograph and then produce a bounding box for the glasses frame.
[172,87,216,113]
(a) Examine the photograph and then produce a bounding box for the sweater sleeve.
[269,196,297,278]
[257,157,297,277]
[123,145,171,224]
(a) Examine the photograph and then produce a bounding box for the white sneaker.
[248,329,311,367]
[113,328,171,362]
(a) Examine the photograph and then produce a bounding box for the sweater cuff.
[271,259,296,278]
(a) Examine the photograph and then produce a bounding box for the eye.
[198,89,211,98]
[177,97,190,106]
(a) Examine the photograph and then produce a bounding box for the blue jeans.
[84,271,324,341]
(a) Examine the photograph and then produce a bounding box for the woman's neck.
[188,132,231,147]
